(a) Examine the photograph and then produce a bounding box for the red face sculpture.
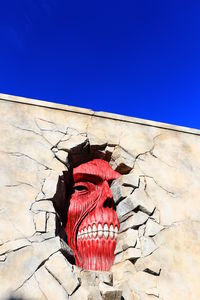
[65,159,120,271]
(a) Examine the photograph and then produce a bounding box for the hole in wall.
[51,133,132,270]
[49,131,161,273]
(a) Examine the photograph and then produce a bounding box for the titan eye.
[73,185,88,193]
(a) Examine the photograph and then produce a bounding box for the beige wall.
[0,94,200,300]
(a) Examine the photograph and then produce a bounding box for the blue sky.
[0,1,200,129]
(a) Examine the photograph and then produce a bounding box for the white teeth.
[84,227,88,238]
[78,224,118,240]
[93,224,97,232]
[110,231,114,239]
[93,224,97,238]
[98,223,103,231]
[88,225,92,238]
[110,224,113,232]
[104,230,109,239]
[104,224,109,239]
[104,224,108,232]
[98,223,103,238]
[98,230,103,238]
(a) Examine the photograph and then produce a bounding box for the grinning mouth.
[77,223,118,240]
[76,221,119,271]
[73,206,119,271]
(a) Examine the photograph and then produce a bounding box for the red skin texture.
[65,159,120,271]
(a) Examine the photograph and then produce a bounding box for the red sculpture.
[65,159,120,271]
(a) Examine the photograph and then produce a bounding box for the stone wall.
[0,94,200,300]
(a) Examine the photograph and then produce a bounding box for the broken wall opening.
[46,129,161,272]
[51,131,134,265]
[27,120,163,289]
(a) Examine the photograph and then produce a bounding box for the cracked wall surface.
[0,94,200,300]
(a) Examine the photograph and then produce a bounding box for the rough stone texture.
[118,189,155,218]
[33,211,47,232]
[69,285,102,300]
[0,239,31,256]
[118,172,140,188]
[140,236,157,257]
[35,266,69,300]
[31,200,55,213]
[0,254,6,262]
[110,182,133,204]
[36,170,62,200]
[99,282,122,300]
[1,93,200,299]
[135,256,161,275]
[145,219,164,237]
[57,134,88,153]
[87,133,107,151]
[111,260,158,300]
[45,252,80,295]
[0,237,62,297]
[110,146,135,173]
[77,270,113,286]
[55,149,69,165]
[115,229,138,255]
[114,248,141,264]
[120,211,149,232]
[116,190,155,220]
[153,221,200,300]
[15,274,47,300]
[116,195,135,219]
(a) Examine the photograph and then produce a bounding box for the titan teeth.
[110,224,113,232]
[93,230,97,238]
[110,230,114,239]
[78,223,118,240]
[93,224,97,238]
[103,224,109,239]
[104,230,109,239]
[104,224,108,232]
[88,225,92,238]
[98,223,103,231]
[98,223,103,238]
[98,231,103,238]
[84,227,88,238]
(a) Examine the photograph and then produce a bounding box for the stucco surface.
[0,94,200,300]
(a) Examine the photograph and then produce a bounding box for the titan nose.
[96,180,114,209]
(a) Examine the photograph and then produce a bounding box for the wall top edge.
[0,92,199,136]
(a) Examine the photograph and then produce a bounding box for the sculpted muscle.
[65,159,120,271]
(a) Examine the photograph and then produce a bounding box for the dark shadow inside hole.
[103,198,113,208]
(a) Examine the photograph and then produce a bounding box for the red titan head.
[65,159,120,271]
